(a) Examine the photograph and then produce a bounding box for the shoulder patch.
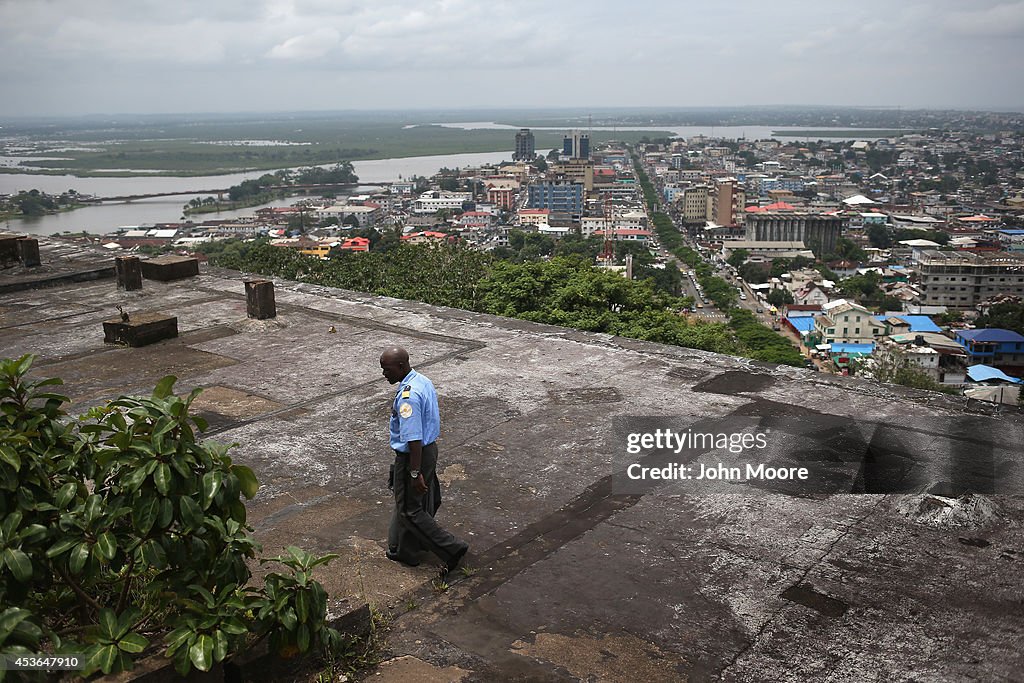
[399,402,413,419]
[401,387,411,398]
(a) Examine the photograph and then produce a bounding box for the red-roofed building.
[518,208,551,226]
[402,231,451,244]
[338,237,370,253]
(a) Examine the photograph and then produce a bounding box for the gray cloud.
[0,0,1021,116]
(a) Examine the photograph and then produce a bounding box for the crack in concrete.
[714,496,887,680]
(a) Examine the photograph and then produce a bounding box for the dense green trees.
[867,224,892,248]
[0,358,340,677]
[1,189,81,218]
[728,310,803,366]
[726,249,749,269]
[976,301,1024,335]
[766,289,794,306]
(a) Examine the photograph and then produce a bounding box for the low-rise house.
[794,281,830,306]
[954,329,1024,370]
[337,236,370,253]
[402,231,451,245]
[814,300,887,344]
[518,208,551,227]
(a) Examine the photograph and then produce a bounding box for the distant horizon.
[2,104,1024,124]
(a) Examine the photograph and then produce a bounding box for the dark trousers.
[389,443,467,564]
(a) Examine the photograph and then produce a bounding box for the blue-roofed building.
[786,316,817,334]
[830,343,875,373]
[954,328,1024,370]
[966,364,1022,384]
[875,314,942,335]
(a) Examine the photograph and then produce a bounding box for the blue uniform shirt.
[389,369,440,453]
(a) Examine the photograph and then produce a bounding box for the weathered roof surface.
[2,237,1024,681]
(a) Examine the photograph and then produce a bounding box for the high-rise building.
[746,212,844,255]
[708,179,745,228]
[916,250,1024,309]
[526,181,584,214]
[513,129,535,161]
[562,130,590,160]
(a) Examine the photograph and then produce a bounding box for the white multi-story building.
[412,192,472,214]
[814,300,887,344]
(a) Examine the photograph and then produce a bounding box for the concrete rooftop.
[2,238,1023,682]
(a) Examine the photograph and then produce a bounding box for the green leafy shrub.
[0,355,340,678]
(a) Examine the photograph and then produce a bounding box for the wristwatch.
[409,469,421,479]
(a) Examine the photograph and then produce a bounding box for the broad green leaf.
[295,589,309,623]
[189,633,214,672]
[296,623,310,653]
[308,553,339,569]
[132,497,158,535]
[94,644,119,675]
[212,629,228,662]
[69,542,90,574]
[173,644,193,676]
[231,464,259,499]
[55,482,78,508]
[118,632,149,654]
[201,471,223,509]
[164,626,193,656]
[84,495,102,524]
[95,531,117,561]
[285,546,311,568]
[1,510,22,537]
[0,446,20,471]
[2,548,32,582]
[153,375,177,399]
[221,618,248,636]
[179,496,203,528]
[154,463,171,495]
[188,584,216,608]
[157,498,174,528]
[140,540,167,569]
[192,414,209,432]
[0,607,32,642]
[14,354,34,375]
[153,417,175,438]
[46,537,78,558]
[81,644,113,677]
[99,609,118,639]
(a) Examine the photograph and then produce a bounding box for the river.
[1,123,889,236]
[432,122,887,142]
[0,150,512,236]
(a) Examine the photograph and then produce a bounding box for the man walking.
[380,346,469,571]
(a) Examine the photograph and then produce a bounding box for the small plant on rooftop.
[0,354,342,678]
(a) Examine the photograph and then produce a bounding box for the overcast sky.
[1,0,1022,117]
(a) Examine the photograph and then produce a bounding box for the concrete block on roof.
[141,254,199,281]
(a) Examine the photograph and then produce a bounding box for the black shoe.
[446,544,469,572]
[386,551,420,567]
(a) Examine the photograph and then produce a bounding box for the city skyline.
[1,0,1023,117]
